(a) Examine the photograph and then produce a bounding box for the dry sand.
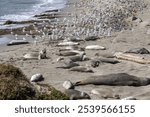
[1,0,150,99]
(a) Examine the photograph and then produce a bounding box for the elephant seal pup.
[69,66,94,73]
[91,60,100,68]
[98,57,120,64]
[69,37,84,42]
[85,36,99,41]
[57,41,79,46]
[69,53,89,62]
[125,48,150,54]
[30,73,44,82]
[56,51,79,56]
[63,80,75,89]
[56,60,80,69]
[23,48,47,60]
[75,73,150,86]
[90,57,119,68]
[90,57,119,67]
[64,89,91,100]
[56,50,84,56]
[38,48,47,59]
[85,45,106,50]
[58,45,79,51]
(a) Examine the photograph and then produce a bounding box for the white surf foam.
[0,0,66,23]
[0,37,11,45]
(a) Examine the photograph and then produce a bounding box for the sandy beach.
[1,0,150,100]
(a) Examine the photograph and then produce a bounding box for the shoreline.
[0,0,150,100]
[0,0,67,26]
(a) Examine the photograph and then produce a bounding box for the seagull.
[15,34,18,40]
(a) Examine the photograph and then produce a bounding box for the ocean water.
[0,0,66,24]
[0,0,66,44]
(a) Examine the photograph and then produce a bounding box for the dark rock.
[4,20,17,25]
[45,9,59,13]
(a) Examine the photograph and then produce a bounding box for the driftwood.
[115,52,150,64]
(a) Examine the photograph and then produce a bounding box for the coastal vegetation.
[0,64,69,100]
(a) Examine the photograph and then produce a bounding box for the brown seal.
[75,73,150,86]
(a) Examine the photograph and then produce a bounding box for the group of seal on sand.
[56,40,150,99]
[56,54,92,72]
[54,34,112,74]
[55,40,93,73]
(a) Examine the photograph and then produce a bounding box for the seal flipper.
[74,81,83,86]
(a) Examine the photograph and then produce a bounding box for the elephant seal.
[63,80,74,89]
[56,60,80,69]
[38,48,47,59]
[57,41,79,46]
[125,48,150,54]
[85,36,99,41]
[64,89,91,100]
[7,40,29,46]
[90,56,119,68]
[23,53,39,60]
[98,57,120,64]
[85,45,106,50]
[23,48,47,60]
[75,73,150,86]
[69,66,94,73]
[91,60,100,68]
[90,57,119,67]
[30,73,44,82]
[69,53,89,62]
[56,51,79,56]
[58,45,79,51]
[69,37,84,42]
[56,50,84,56]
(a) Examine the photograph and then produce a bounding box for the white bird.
[23,37,26,40]
[15,34,18,40]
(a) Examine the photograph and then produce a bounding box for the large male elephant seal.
[75,73,150,86]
